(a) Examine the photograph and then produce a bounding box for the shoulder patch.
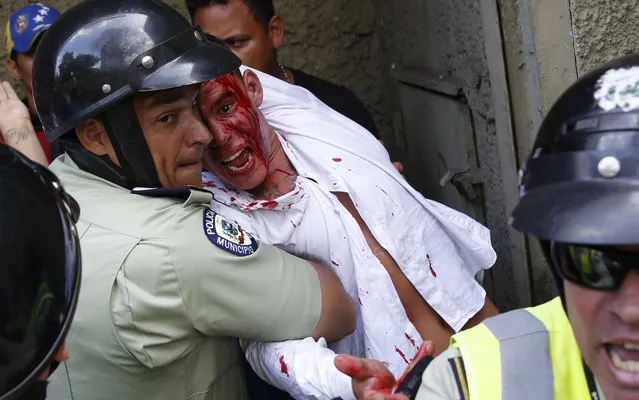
[448,357,470,400]
[203,208,259,257]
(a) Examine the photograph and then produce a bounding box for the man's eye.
[219,104,234,115]
[227,39,247,49]
[157,114,174,124]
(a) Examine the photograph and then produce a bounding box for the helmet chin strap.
[61,98,161,190]
[102,98,160,188]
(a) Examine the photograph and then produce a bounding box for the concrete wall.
[571,0,639,75]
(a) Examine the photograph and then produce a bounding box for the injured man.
[198,67,499,400]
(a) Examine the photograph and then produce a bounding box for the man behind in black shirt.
[186,0,381,139]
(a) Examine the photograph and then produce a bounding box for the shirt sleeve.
[240,337,355,400]
[416,346,468,400]
[168,206,322,341]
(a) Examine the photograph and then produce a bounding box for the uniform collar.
[54,154,212,206]
[131,186,212,207]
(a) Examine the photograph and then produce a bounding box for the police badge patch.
[203,209,258,256]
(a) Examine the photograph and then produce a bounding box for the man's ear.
[7,59,20,81]
[268,14,284,50]
[242,69,264,107]
[75,118,119,165]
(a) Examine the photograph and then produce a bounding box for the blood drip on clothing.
[332,158,343,162]
[405,333,416,347]
[262,200,278,208]
[395,346,409,364]
[427,254,437,277]
[279,355,289,376]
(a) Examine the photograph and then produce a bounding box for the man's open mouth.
[608,343,639,373]
[221,147,253,173]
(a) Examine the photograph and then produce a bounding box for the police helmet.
[511,55,639,294]
[512,55,639,245]
[33,0,241,189]
[0,143,81,399]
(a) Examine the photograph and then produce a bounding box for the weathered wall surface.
[571,0,639,75]
[275,1,390,136]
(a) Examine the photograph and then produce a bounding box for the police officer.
[335,54,639,400]
[0,142,81,400]
[32,0,355,398]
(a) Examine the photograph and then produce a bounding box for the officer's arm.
[310,260,356,341]
[169,209,355,342]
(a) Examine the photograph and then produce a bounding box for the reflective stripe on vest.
[451,297,591,400]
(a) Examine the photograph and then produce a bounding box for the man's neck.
[265,57,294,85]
[249,126,298,200]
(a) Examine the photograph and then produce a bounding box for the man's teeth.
[222,149,244,163]
[611,346,639,372]
[624,343,639,350]
[226,152,252,172]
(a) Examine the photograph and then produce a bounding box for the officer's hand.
[334,355,410,400]
[0,81,31,136]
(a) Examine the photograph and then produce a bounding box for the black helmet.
[512,54,639,246]
[33,0,240,188]
[0,143,81,399]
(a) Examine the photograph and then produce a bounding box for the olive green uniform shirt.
[48,155,322,399]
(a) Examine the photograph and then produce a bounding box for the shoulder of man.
[416,345,470,400]
[289,67,380,138]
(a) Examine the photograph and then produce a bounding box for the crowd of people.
[1,1,638,400]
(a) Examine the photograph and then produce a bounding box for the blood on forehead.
[200,72,247,101]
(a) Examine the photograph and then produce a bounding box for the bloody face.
[198,72,270,190]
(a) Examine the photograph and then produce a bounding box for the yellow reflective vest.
[451,297,592,399]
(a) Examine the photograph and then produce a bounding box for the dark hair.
[185,0,274,29]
